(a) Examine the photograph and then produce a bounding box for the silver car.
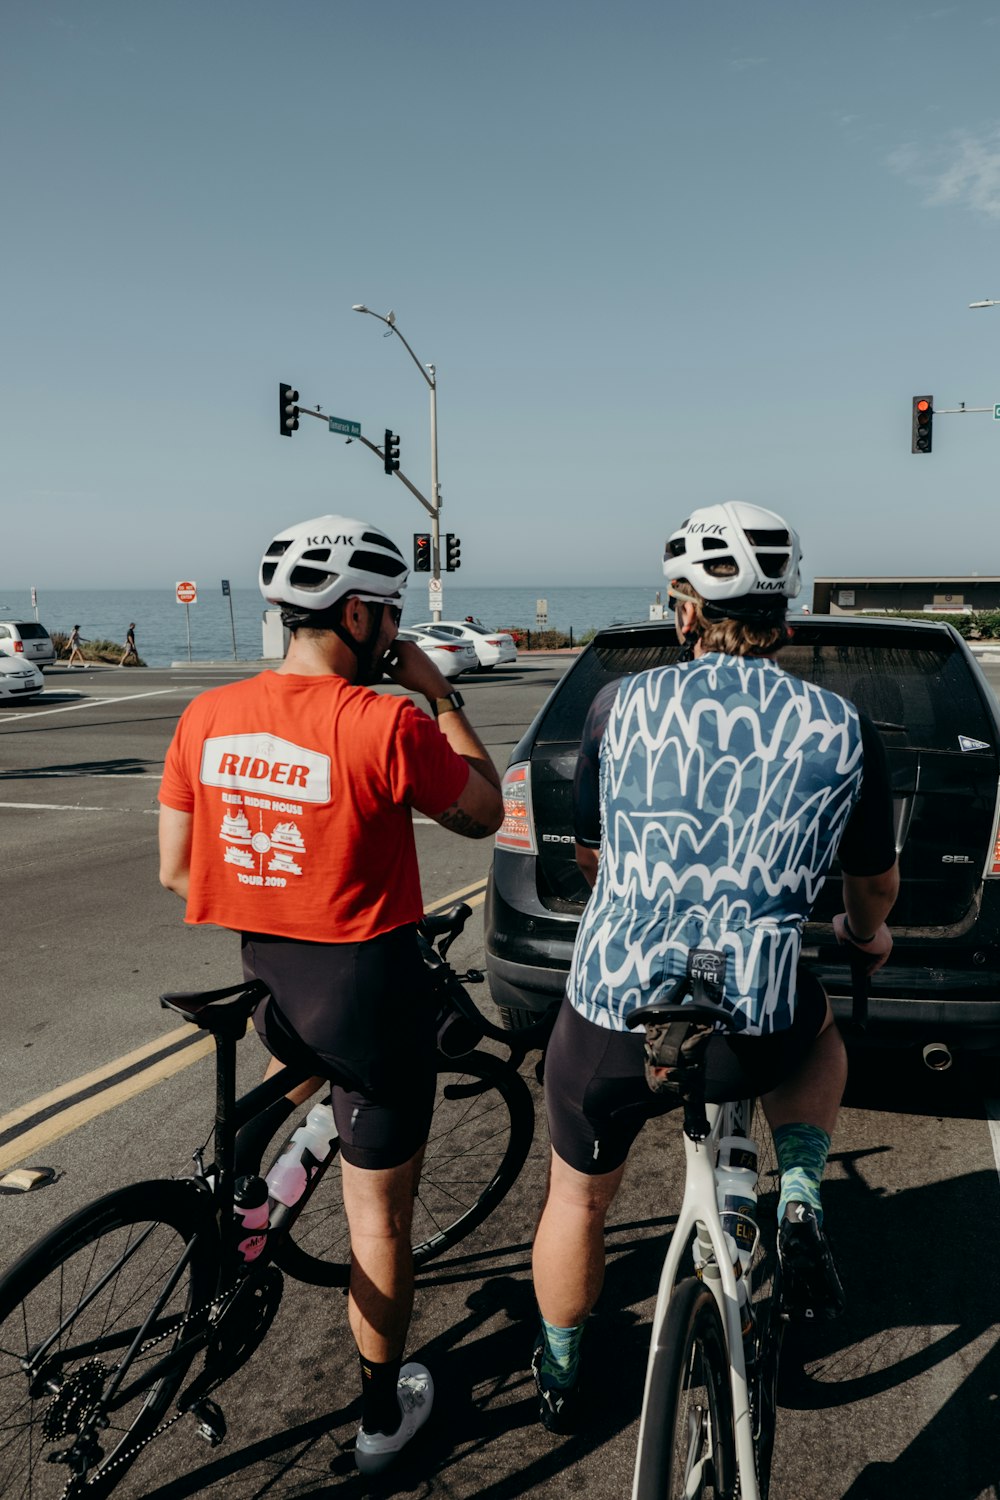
[0,621,57,670]
[0,656,44,699]
[396,627,478,680]
[411,620,518,671]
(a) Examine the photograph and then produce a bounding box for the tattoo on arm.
[433,801,493,839]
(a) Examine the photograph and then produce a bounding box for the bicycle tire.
[746,1098,784,1500]
[266,1049,534,1288]
[635,1276,737,1500]
[0,1179,219,1500]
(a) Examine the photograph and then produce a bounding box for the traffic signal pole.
[352,307,443,623]
[293,405,436,516]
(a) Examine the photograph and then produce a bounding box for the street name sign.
[328,415,362,437]
[994,404,1000,421]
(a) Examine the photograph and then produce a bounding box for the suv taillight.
[13,641,22,652]
[496,761,537,853]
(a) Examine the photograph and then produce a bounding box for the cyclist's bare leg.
[532,1147,625,1327]
[760,1002,846,1135]
[260,1051,323,1107]
[341,1148,425,1362]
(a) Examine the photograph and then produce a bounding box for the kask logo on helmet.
[685,522,726,535]
[306,534,354,547]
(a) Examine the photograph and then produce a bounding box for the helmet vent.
[758,554,790,579]
[265,539,291,558]
[301,548,332,563]
[350,548,406,580]
[289,565,337,591]
[745,528,790,548]
[702,536,728,551]
[261,561,277,586]
[361,530,404,559]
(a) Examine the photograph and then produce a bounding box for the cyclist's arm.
[387,640,502,839]
[158,804,192,899]
[833,711,899,972]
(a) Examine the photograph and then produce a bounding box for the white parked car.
[396,627,478,681]
[411,620,518,671]
[0,656,44,699]
[0,621,57,670]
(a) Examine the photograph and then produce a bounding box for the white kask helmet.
[259,514,409,612]
[664,502,801,614]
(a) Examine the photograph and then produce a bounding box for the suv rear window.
[12,623,51,641]
[535,623,993,754]
[780,628,992,753]
[536,629,682,743]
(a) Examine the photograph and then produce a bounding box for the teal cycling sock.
[774,1122,831,1226]
[537,1317,585,1390]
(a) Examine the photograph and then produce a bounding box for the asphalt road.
[2,654,1000,1500]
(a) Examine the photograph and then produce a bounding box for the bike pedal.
[191,1397,227,1447]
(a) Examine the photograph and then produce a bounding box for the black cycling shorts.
[242,923,437,1172]
[544,968,829,1176]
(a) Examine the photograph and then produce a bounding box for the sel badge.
[959,735,990,752]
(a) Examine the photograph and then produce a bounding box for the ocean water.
[0,585,667,669]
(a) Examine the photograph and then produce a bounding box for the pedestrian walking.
[119,623,139,666]
[65,626,86,669]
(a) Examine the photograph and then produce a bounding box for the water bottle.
[715,1135,758,1275]
[264,1102,338,1209]
[232,1175,270,1264]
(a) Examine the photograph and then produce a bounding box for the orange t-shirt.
[158,672,469,943]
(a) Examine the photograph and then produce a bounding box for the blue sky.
[4,1,1000,594]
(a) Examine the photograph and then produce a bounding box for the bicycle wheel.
[635,1276,736,1500]
[0,1179,219,1500]
[747,1098,784,1500]
[267,1049,534,1288]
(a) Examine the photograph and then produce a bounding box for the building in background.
[812,577,1000,615]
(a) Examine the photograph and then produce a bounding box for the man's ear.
[340,596,366,641]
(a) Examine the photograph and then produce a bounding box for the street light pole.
[969,300,1000,308]
[352,305,442,622]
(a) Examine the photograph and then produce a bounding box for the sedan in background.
[0,657,44,699]
[396,627,478,681]
[412,620,518,671]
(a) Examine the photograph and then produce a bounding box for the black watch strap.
[431,690,465,718]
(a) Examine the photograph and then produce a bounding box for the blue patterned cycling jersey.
[568,653,864,1036]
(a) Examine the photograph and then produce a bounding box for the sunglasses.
[385,604,403,628]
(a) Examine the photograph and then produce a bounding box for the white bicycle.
[626,959,791,1500]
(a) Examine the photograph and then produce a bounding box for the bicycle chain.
[53,1281,241,1499]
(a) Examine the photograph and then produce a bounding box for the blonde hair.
[672,579,787,657]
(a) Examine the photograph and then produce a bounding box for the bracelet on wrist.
[843,917,877,946]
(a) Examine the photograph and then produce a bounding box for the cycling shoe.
[777,1202,846,1320]
[531,1339,580,1435]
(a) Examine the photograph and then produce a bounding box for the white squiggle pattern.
[569,655,863,1036]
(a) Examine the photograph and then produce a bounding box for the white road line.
[985,1099,1000,1184]
[0,802,111,812]
[0,688,176,725]
[21,771,163,781]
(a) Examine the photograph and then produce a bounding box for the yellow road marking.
[2,877,489,1169]
[0,1023,194,1135]
[0,1037,216,1172]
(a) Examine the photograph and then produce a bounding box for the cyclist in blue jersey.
[530,503,899,1432]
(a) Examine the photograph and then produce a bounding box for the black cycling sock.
[359,1353,403,1436]
[233,1096,297,1177]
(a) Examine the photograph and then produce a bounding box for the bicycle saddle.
[160,979,269,1035]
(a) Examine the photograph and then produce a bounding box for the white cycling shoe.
[355,1363,434,1475]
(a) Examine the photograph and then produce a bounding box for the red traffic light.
[911,394,933,455]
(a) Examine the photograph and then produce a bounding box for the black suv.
[485,616,1000,1056]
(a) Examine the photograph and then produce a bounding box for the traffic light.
[384,429,401,475]
[445,534,462,571]
[911,395,933,455]
[413,533,431,572]
[279,383,299,436]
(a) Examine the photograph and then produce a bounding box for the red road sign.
[176,581,197,604]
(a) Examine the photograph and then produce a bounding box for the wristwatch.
[430,691,465,718]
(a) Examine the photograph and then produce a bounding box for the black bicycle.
[0,903,548,1499]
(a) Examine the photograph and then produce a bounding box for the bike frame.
[631,1095,761,1500]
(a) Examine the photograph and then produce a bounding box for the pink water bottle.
[233,1175,270,1263]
